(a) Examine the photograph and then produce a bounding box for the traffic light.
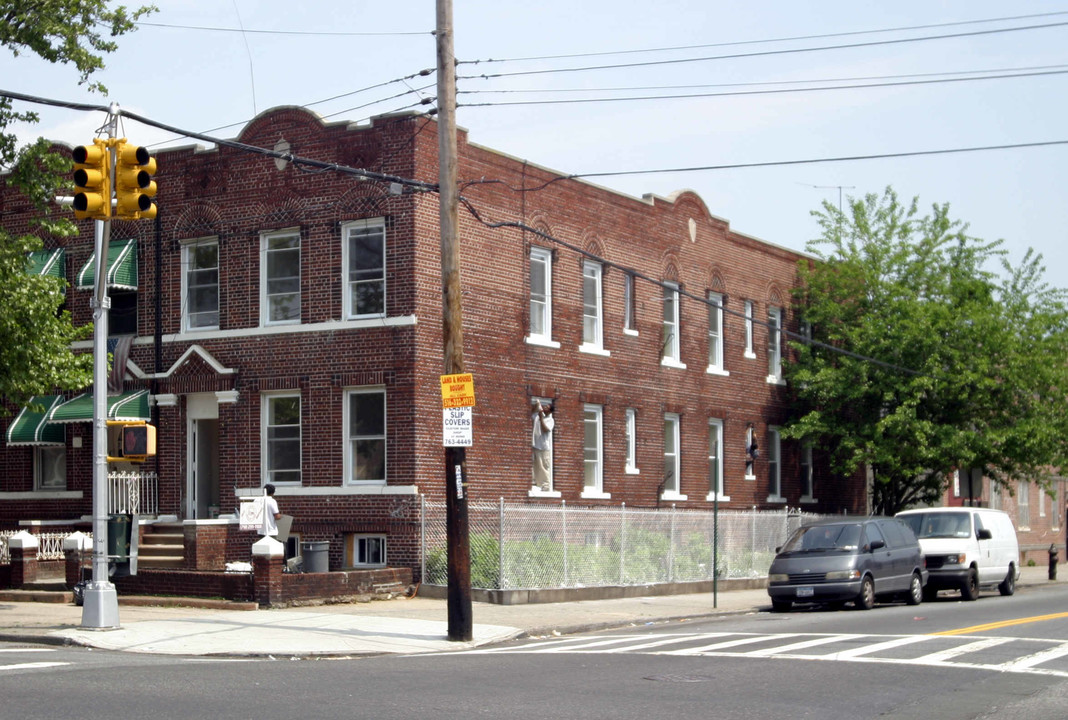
[114,141,157,220]
[72,140,111,220]
[121,423,156,459]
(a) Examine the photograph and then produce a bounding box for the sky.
[4,1,1067,283]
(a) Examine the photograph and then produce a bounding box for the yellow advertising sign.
[440,373,475,408]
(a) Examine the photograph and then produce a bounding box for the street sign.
[443,407,473,447]
[440,373,475,408]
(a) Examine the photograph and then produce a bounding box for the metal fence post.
[561,499,568,587]
[498,497,505,591]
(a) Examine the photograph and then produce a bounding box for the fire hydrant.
[1049,544,1059,581]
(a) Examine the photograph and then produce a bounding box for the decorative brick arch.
[331,182,391,222]
[251,195,310,230]
[170,203,225,239]
[766,283,786,307]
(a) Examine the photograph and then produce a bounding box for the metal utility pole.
[436,0,472,641]
[82,107,120,629]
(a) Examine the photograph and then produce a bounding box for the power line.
[458,67,1068,108]
[458,20,1068,81]
[458,11,1068,65]
[136,21,430,37]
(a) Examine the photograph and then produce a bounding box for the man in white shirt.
[531,399,555,492]
[263,483,282,536]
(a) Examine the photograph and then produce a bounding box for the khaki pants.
[532,449,552,491]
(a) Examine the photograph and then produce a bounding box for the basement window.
[346,534,386,568]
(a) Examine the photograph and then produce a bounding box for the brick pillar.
[9,531,39,587]
[252,536,284,607]
[63,531,92,588]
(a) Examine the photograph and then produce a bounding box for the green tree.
[0,1,155,409]
[784,188,1068,515]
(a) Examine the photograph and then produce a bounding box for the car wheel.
[961,568,980,601]
[855,576,875,610]
[771,600,792,613]
[906,572,923,606]
[998,564,1016,596]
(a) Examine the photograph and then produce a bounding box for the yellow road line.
[931,611,1068,636]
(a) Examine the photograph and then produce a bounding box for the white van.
[896,507,1020,601]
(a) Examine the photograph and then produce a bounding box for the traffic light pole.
[81,108,120,629]
[437,0,473,642]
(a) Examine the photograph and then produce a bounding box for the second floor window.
[623,272,636,333]
[661,282,681,365]
[767,306,782,380]
[264,393,301,485]
[262,230,300,325]
[183,239,219,331]
[744,300,755,358]
[529,247,553,343]
[343,219,386,318]
[707,291,724,373]
[581,261,604,350]
[625,408,638,473]
[708,419,725,500]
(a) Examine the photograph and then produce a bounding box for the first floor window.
[583,404,604,494]
[347,534,386,567]
[625,408,638,473]
[1018,482,1030,528]
[35,446,66,491]
[264,393,301,485]
[767,427,782,501]
[800,444,815,501]
[707,419,724,499]
[663,413,681,496]
[347,388,386,483]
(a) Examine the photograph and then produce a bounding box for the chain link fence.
[422,499,831,590]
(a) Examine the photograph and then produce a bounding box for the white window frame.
[1040,486,1047,518]
[624,408,639,474]
[344,387,387,485]
[347,534,387,568]
[705,418,727,501]
[767,427,785,503]
[661,282,685,368]
[800,443,816,503]
[181,237,219,332]
[745,424,757,480]
[260,229,301,326]
[623,272,638,336]
[766,306,783,383]
[706,291,727,376]
[1018,481,1030,529]
[342,218,387,320]
[34,446,66,491]
[662,412,686,500]
[527,247,558,347]
[580,261,609,356]
[744,300,756,359]
[581,404,609,499]
[262,392,302,486]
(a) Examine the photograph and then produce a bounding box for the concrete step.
[139,544,183,558]
[141,533,183,546]
[137,556,184,569]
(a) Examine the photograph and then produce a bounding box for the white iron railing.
[108,470,158,516]
[0,530,91,563]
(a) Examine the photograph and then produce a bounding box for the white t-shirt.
[532,411,554,452]
[263,496,280,536]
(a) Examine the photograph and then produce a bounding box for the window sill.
[580,489,612,500]
[660,491,688,502]
[528,487,561,498]
[744,351,757,360]
[0,491,82,500]
[706,366,730,377]
[799,496,818,504]
[623,328,639,337]
[578,344,611,357]
[705,493,731,503]
[660,358,688,370]
[744,474,756,481]
[766,495,787,504]
[625,466,640,475]
[765,375,786,386]
[525,336,561,349]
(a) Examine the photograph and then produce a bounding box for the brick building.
[0,107,864,578]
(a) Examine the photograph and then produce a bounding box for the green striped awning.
[26,248,66,280]
[6,395,66,446]
[76,238,138,290]
[46,389,151,424]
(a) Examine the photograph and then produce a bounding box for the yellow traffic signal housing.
[72,140,111,220]
[106,421,156,463]
[114,141,157,220]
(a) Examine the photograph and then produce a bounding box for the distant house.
[0,107,865,580]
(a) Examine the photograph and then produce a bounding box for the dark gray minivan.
[767,517,928,612]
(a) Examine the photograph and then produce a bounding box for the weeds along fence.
[421,500,830,590]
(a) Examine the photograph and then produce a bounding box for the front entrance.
[186,393,221,519]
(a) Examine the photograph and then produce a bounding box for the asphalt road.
[3,583,1068,719]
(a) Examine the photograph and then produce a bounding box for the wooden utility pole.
[436,0,472,642]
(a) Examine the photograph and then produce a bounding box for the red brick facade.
[0,107,865,580]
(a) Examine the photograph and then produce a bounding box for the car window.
[879,519,908,548]
[864,523,885,549]
[899,512,971,539]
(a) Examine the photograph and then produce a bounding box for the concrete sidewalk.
[0,566,1062,657]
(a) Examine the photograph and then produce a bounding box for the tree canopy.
[0,0,154,410]
[783,188,1068,515]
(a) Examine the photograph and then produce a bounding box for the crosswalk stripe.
[0,662,69,672]
[661,633,794,655]
[913,637,1013,663]
[744,634,867,657]
[0,648,54,653]
[999,642,1068,671]
[830,635,934,659]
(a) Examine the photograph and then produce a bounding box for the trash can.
[301,541,329,573]
[107,514,131,560]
